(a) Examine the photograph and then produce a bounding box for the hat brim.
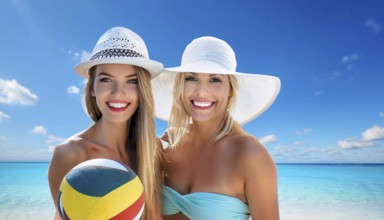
[74,57,163,79]
[166,60,231,75]
[152,67,281,125]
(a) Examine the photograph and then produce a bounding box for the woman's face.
[182,72,232,123]
[92,64,139,124]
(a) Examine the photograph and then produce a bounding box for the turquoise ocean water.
[0,163,383,220]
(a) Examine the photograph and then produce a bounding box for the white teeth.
[193,101,213,107]
[108,102,128,108]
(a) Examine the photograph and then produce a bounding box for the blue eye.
[185,76,197,81]
[127,79,138,84]
[99,77,111,82]
[210,77,222,83]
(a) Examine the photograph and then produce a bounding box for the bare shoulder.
[50,131,90,171]
[227,133,265,156]
[54,133,87,162]
[227,133,276,175]
[231,134,280,219]
[49,132,88,185]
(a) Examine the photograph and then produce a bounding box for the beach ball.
[58,158,144,220]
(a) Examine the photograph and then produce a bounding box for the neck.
[190,117,224,148]
[93,118,130,151]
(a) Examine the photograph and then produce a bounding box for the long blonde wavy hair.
[168,73,238,148]
[84,65,161,219]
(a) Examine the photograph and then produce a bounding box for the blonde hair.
[168,73,238,148]
[84,66,161,219]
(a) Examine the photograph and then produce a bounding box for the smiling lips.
[192,100,214,109]
[107,101,129,112]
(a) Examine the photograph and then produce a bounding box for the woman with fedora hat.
[48,27,163,219]
[153,36,281,219]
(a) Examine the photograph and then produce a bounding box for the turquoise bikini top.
[162,185,250,220]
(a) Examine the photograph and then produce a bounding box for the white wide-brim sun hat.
[152,36,281,125]
[75,27,163,78]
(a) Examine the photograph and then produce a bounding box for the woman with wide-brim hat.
[48,26,163,220]
[153,36,281,219]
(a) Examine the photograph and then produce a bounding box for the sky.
[0,0,383,163]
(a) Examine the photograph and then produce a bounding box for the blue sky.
[0,0,383,163]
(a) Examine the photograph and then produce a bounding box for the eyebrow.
[97,72,137,78]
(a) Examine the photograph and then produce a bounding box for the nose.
[111,82,125,95]
[195,80,210,96]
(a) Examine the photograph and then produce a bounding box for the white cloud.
[338,125,384,150]
[271,144,341,163]
[0,78,38,105]
[31,125,47,135]
[380,112,384,118]
[296,128,312,135]
[338,138,376,149]
[71,50,91,62]
[313,70,344,85]
[31,127,65,145]
[326,148,340,155]
[341,54,359,64]
[259,134,277,144]
[0,145,53,162]
[46,135,65,144]
[0,135,6,140]
[362,125,384,141]
[0,111,10,122]
[303,147,339,155]
[365,19,381,33]
[67,85,80,94]
[272,145,297,154]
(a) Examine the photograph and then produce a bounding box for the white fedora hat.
[152,36,281,125]
[75,27,163,78]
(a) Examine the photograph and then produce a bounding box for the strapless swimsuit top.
[162,185,250,220]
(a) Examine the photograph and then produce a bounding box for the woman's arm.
[241,138,280,220]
